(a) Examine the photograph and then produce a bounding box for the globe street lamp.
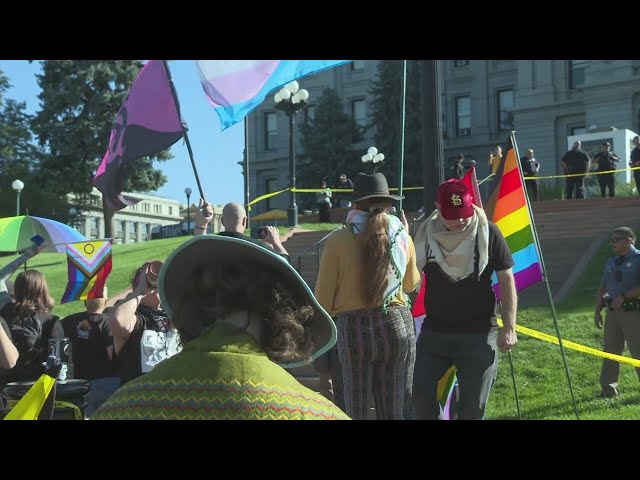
[361,146,385,173]
[68,207,77,229]
[274,81,310,227]
[12,179,24,217]
[184,187,193,235]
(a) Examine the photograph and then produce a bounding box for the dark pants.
[318,203,331,222]
[525,179,539,202]
[413,328,498,420]
[336,305,416,420]
[634,170,640,196]
[600,310,640,395]
[565,176,585,199]
[598,173,615,197]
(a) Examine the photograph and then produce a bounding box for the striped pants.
[336,305,416,420]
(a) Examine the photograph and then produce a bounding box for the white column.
[123,220,131,244]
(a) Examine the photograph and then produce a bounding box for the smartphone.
[31,234,45,246]
[251,227,268,240]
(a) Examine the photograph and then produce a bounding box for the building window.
[455,95,471,136]
[570,125,586,136]
[497,89,514,131]
[351,99,366,128]
[351,60,365,71]
[266,178,278,210]
[168,206,173,215]
[569,60,590,89]
[90,217,98,238]
[141,223,149,241]
[304,104,316,125]
[130,222,137,240]
[265,112,277,150]
[454,60,469,67]
[142,203,149,213]
[116,220,124,239]
[131,204,137,211]
[154,204,161,214]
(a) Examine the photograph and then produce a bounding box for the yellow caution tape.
[526,166,640,181]
[497,318,640,368]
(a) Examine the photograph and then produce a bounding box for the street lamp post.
[361,147,385,174]
[184,187,192,235]
[68,208,77,230]
[274,81,310,227]
[11,180,24,217]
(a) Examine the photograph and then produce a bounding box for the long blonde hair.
[356,198,393,308]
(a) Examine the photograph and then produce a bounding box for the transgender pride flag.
[485,133,543,299]
[196,60,350,129]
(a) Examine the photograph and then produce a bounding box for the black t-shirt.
[630,146,640,166]
[520,157,539,177]
[594,151,617,172]
[561,149,590,174]
[114,305,168,385]
[0,312,59,384]
[61,311,114,380]
[422,222,515,333]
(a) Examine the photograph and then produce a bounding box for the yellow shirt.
[314,227,421,316]
[490,154,502,174]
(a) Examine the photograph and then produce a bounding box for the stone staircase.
[282,196,640,393]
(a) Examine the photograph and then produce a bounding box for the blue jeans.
[86,377,120,418]
[413,329,498,420]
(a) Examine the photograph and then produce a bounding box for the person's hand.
[611,294,625,310]
[594,310,603,329]
[133,264,157,297]
[262,226,282,247]
[400,209,409,231]
[24,244,45,259]
[194,198,213,233]
[498,326,517,353]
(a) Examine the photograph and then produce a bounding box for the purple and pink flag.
[93,60,183,210]
[195,60,351,130]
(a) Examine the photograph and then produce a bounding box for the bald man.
[194,200,289,259]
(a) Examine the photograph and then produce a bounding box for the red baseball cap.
[437,179,475,220]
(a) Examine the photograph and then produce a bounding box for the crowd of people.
[0,161,639,419]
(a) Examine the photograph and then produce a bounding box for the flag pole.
[161,61,206,202]
[509,131,580,420]
[397,60,407,214]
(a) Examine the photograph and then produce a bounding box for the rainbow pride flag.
[485,134,543,298]
[61,240,112,304]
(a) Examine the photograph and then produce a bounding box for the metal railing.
[291,223,348,274]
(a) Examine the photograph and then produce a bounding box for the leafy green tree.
[368,60,423,210]
[30,60,174,238]
[298,87,363,209]
[0,70,52,219]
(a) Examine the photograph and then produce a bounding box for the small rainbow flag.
[61,240,112,304]
[485,134,543,298]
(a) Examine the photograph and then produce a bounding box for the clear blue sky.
[0,60,245,207]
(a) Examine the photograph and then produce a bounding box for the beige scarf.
[421,205,489,281]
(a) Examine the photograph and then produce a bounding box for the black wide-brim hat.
[352,172,404,202]
[158,235,337,369]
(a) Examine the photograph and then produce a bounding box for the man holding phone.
[193,200,290,262]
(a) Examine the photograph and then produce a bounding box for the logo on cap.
[451,194,462,206]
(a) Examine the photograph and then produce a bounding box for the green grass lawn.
[4,226,639,419]
[485,241,640,420]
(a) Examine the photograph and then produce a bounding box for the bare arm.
[594,285,606,329]
[263,226,289,256]
[0,322,18,370]
[0,245,44,290]
[193,198,213,237]
[110,266,152,355]
[496,268,517,353]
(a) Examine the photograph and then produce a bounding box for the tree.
[368,60,423,210]
[298,87,362,209]
[30,61,174,238]
[0,70,55,219]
